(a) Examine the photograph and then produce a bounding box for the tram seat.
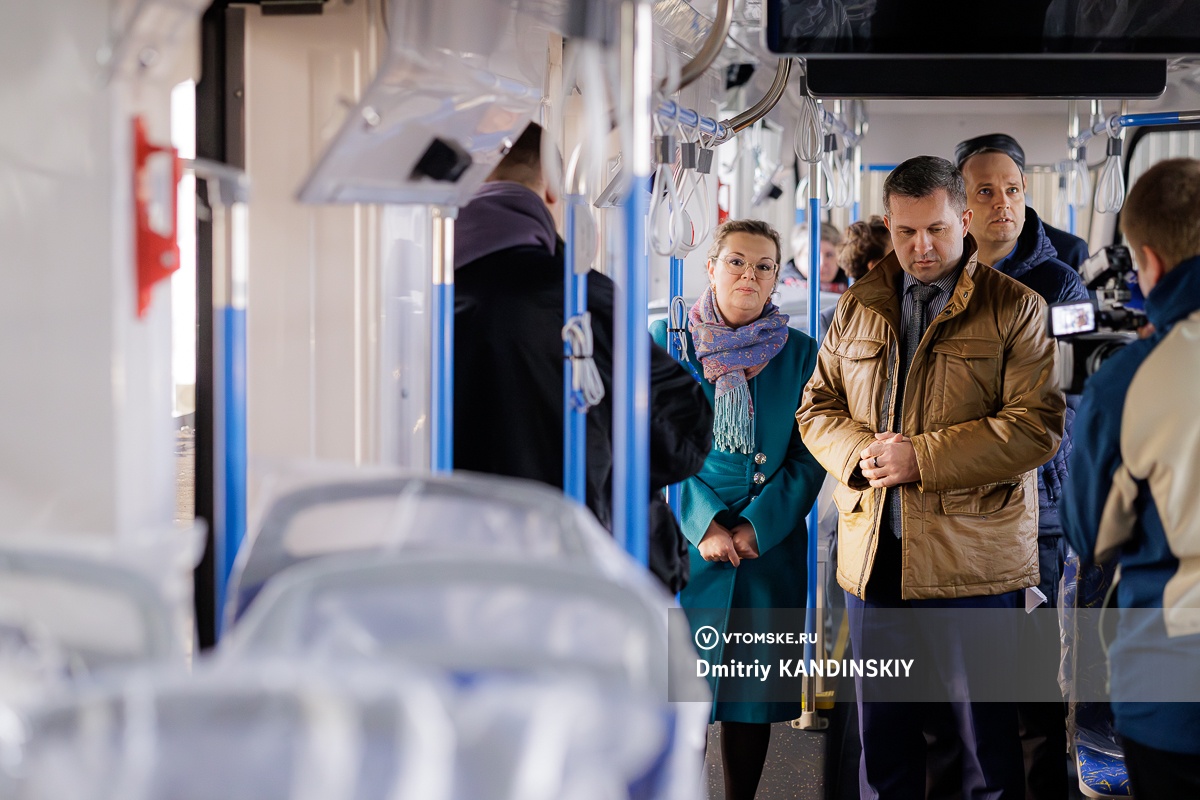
[0,540,186,702]
[227,466,626,626]
[2,661,454,800]
[1075,742,1134,798]
[1061,551,1132,798]
[222,554,709,800]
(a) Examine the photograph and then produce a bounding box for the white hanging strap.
[562,312,605,411]
[794,75,823,165]
[672,121,708,255]
[1095,125,1126,214]
[668,295,690,366]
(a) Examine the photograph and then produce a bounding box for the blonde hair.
[707,219,783,264]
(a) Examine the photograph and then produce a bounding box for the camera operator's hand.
[1138,322,1156,338]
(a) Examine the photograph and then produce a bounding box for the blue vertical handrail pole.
[430,207,455,474]
[615,185,650,564]
[219,200,247,636]
[803,174,821,706]
[563,196,587,504]
[1068,204,1077,236]
[666,255,686,523]
[613,0,653,565]
[193,162,250,641]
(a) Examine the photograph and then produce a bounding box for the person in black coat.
[452,122,713,592]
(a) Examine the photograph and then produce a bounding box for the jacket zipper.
[856,333,899,597]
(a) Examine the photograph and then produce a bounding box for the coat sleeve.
[678,476,731,547]
[648,338,712,490]
[649,320,725,546]
[741,340,826,556]
[1061,351,1140,566]
[797,301,879,491]
[910,292,1066,493]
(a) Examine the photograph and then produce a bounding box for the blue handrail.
[804,194,820,669]
[1068,109,1200,148]
[563,197,588,504]
[214,302,246,640]
[657,99,727,139]
[614,184,650,565]
[430,210,455,474]
[666,254,686,525]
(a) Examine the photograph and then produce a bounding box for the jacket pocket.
[834,338,886,425]
[833,484,866,515]
[939,481,1019,517]
[930,338,1001,424]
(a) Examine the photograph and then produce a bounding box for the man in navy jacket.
[952,136,1088,800]
[956,133,1089,268]
[1062,158,1200,798]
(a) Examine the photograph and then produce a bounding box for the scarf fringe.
[714,382,755,454]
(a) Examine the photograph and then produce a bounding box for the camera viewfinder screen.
[1051,302,1096,337]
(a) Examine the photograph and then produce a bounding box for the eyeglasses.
[718,255,778,279]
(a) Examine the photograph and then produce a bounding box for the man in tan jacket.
[797,156,1064,799]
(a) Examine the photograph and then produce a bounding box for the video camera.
[1048,245,1147,393]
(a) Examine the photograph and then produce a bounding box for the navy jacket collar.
[1146,255,1200,331]
[993,207,1058,281]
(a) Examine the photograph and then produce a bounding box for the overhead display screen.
[765,0,1200,56]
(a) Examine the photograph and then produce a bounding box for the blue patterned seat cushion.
[1076,740,1132,798]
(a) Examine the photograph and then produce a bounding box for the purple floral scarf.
[688,286,789,453]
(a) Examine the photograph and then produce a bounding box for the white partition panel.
[0,1,195,537]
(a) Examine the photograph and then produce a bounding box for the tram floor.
[701,698,1090,799]
[702,699,860,800]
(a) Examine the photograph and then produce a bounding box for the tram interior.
[2,0,1200,796]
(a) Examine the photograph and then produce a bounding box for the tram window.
[1127,129,1200,190]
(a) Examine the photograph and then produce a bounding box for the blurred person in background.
[781,222,847,292]
[817,215,891,343]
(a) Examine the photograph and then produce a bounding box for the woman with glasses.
[651,219,826,800]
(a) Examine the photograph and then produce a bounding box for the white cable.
[835,150,853,208]
[793,80,823,165]
[820,145,840,207]
[562,312,605,410]
[676,167,710,254]
[650,118,686,256]
[1072,148,1092,207]
[668,295,690,365]
[671,122,707,255]
[1095,123,1126,214]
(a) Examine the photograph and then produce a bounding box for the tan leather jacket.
[797,238,1065,600]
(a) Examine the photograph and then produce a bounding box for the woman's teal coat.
[651,321,826,723]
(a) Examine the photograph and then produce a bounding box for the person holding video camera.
[1062,158,1200,797]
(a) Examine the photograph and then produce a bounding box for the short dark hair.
[883,156,967,215]
[707,219,783,265]
[838,216,891,280]
[954,133,1026,172]
[1122,158,1200,270]
[486,122,543,184]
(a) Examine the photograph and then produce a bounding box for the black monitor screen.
[765,0,1200,56]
